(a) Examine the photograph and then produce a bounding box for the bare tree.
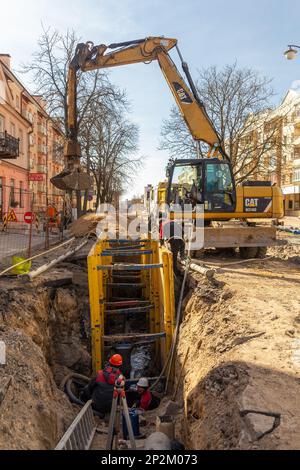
[21,27,140,213]
[160,63,288,182]
[22,27,127,134]
[80,108,142,206]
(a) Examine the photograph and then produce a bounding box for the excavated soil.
[0,259,91,450]
[1,233,300,450]
[177,244,300,449]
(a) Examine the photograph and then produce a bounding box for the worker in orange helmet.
[82,354,123,415]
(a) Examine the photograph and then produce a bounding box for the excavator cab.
[166,158,236,212]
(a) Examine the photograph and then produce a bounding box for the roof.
[0,58,63,135]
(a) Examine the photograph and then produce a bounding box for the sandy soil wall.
[177,252,300,450]
[0,266,90,450]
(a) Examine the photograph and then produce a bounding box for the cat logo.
[172,82,193,104]
[243,196,272,213]
[245,198,258,208]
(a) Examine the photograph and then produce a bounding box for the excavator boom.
[51,36,226,191]
[80,37,221,148]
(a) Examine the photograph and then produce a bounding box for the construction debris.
[69,213,104,237]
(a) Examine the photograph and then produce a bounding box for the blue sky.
[2,0,300,197]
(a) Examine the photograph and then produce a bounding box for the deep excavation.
[0,236,300,450]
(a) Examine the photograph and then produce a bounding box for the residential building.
[0,54,27,219]
[0,54,65,220]
[239,89,300,216]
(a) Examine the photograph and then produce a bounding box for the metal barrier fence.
[0,182,68,267]
[55,400,96,450]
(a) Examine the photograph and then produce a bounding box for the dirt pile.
[69,213,103,237]
[177,254,300,450]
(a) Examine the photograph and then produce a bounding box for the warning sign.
[7,209,18,222]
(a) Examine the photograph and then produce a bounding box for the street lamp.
[284,45,300,60]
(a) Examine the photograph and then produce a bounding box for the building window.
[19,181,24,208]
[16,95,20,109]
[10,122,15,137]
[19,128,24,154]
[294,147,300,159]
[0,177,3,220]
[10,179,16,206]
[293,169,300,182]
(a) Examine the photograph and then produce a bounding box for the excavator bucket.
[50,168,92,191]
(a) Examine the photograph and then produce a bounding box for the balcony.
[37,164,47,174]
[38,144,48,155]
[22,110,34,124]
[0,131,19,159]
[37,124,47,136]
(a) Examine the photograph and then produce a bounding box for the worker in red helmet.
[82,354,123,415]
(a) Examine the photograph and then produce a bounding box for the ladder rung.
[105,244,146,251]
[109,297,142,301]
[105,305,154,315]
[101,250,153,256]
[112,275,141,279]
[106,283,146,287]
[98,263,163,271]
[107,239,150,243]
[104,300,150,307]
[102,332,166,342]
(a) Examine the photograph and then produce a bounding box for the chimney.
[0,54,11,69]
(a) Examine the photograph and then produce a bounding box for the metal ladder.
[98,239,166,357]
[55,400,96,450]
[88,237,175,377]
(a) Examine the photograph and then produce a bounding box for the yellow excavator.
[51,36,284,258]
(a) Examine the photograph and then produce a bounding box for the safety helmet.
[109,354,123,367]
[137,377,149,388]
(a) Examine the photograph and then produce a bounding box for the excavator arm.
[51,36,226,191]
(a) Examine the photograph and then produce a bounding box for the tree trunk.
[76,190,82,218]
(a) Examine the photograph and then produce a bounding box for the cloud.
[291,80,300,92]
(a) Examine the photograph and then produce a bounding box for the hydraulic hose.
[62,372,104,418]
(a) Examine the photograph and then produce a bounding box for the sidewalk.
[0,228,63,267]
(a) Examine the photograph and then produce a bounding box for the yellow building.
[240,89,300,216]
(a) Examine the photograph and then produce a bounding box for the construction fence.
[0,182,71,267]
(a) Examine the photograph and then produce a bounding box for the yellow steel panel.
[88,246,102,374]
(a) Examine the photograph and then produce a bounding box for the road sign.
[29,173,44,182]
[24,211,35,224]
[7,209,17,222]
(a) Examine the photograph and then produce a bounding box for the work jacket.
[135,388,161,411]
[85,365,121,414]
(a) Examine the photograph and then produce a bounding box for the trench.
[0,250,164,449]
[2,244,298,450]
[0,250,240,450]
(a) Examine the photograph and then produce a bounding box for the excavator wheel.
[256,246,268,258]
[239,247,259,259]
